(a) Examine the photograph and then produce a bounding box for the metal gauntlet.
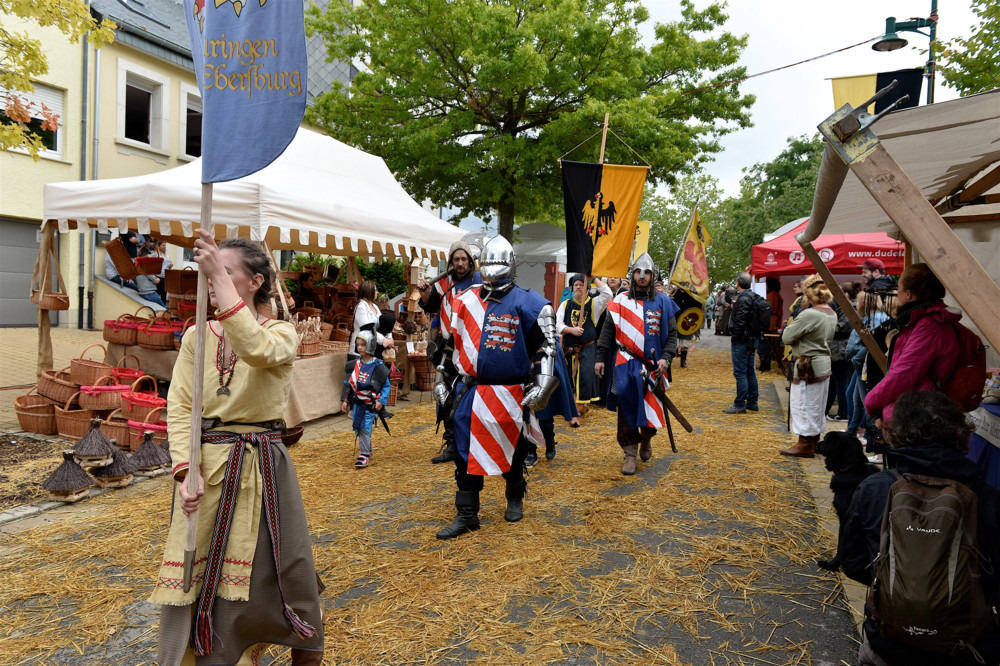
[522,304,560,410]
[433,365,449,406]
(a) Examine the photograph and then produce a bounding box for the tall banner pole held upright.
[183,182,213,592]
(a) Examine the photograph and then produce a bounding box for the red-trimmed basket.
[100,408,132,450]
[135,243,164,275]
[70,343,112,386]
[112,354,145,385]
[121,376,165,421]
[137,317,182,351]
[103,314,141,346]
[128,407,167,452]
[79,375,131,412]
[14,387,57,435]
[38,366,79,406]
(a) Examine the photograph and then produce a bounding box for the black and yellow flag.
[562,161,648,277]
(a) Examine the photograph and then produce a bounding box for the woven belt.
[193,430,314,656]
[201,417,286,432]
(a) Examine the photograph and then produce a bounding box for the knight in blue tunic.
[433,236,560,539]
[595,253,678,475]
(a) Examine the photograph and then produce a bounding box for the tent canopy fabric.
[43,128,464,262]
[817,89,1000,285]
[751,218,905,277]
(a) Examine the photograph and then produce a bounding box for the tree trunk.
[497,195,515,241]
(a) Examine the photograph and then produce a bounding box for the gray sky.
[642,0,977,196]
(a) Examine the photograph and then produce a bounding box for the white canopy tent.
[43,127,464,262]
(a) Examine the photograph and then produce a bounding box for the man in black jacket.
[839,391,1000,666]
[723,273,758,414]
[860,258,896,291]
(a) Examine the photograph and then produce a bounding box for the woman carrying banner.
[151,230,324,665]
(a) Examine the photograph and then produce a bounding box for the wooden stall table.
[107,344,346,427]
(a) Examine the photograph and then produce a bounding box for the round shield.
[677,307,704,336]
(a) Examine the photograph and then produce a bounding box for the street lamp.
[872,0,938,104]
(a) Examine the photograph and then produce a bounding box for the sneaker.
[826,415,846,422]
[545,444,557,461]
[722,406,746,414]
[746,405,759,412]
[354,455,370,469]
[867,454,883,464]
[525,451,538,468]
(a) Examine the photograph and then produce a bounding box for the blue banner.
[184,0,307,183]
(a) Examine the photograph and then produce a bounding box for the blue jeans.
[140,292,165,307]
[847,366,869,435]
[731,340,758,409]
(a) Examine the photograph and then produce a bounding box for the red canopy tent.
[751,220,905,277]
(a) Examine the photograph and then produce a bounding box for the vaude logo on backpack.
[868,472,991,656]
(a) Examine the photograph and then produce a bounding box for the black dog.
[815,431,879,571]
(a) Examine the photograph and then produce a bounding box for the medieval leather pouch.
[796,356,815,383]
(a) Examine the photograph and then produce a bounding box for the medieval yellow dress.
[151,303,324,665]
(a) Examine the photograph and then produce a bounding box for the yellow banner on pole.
[631,220,650,261]
[669,208,712,303]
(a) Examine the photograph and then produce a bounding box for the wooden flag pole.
[183,182,213,593]
[263,240,291,319]
[598,113,610,163]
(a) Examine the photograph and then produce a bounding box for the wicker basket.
[14,387,57,435]
[293,302,322,319]
[386,380,399,407]
[103,314,140,345]
[70,343,112,386]
[38,366,79,405]
[168,292,199,316]
[333,323,351,343]
[135,243,164,275]
[128,407,167,452]
[164,267,198,294]
[137,318,181,350]
[30,244,71,310]
[55,392,99,442]
[105,236,138,279]
[410,355,435,391]
[100,408,132,450]
[79,375,130,412]
[297,339,321,357]
[121,376,166,421]
[112,354,145,385]
[320,322,334,341]
[319,341,349,354]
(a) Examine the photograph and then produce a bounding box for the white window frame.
[1,82,65,159]
[178,82,202,161]
[116,57,170,156]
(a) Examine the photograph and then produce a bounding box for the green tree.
[306,0,754,240]
[1,0,115,158]
[710,134,823,280]
[358,259,409,299]
[640,174,725,282]
[936,0,1000,95]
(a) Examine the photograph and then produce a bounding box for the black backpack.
[868,472,994,656]
[746,293,771,340]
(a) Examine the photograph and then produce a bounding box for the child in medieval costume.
[341,330,391,469]
[151,231,323,666]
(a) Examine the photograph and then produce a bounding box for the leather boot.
[504,479,526,522]
[291,648,324,665]
[680,349,688,368]
[639,429,654,462]
[436,491,480,538]
[780,435,817,458]
[431,438,457,464]
[621,443,638,475]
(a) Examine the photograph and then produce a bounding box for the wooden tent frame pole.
[598,113,610,164]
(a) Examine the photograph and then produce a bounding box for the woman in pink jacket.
[865,263,960,424]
